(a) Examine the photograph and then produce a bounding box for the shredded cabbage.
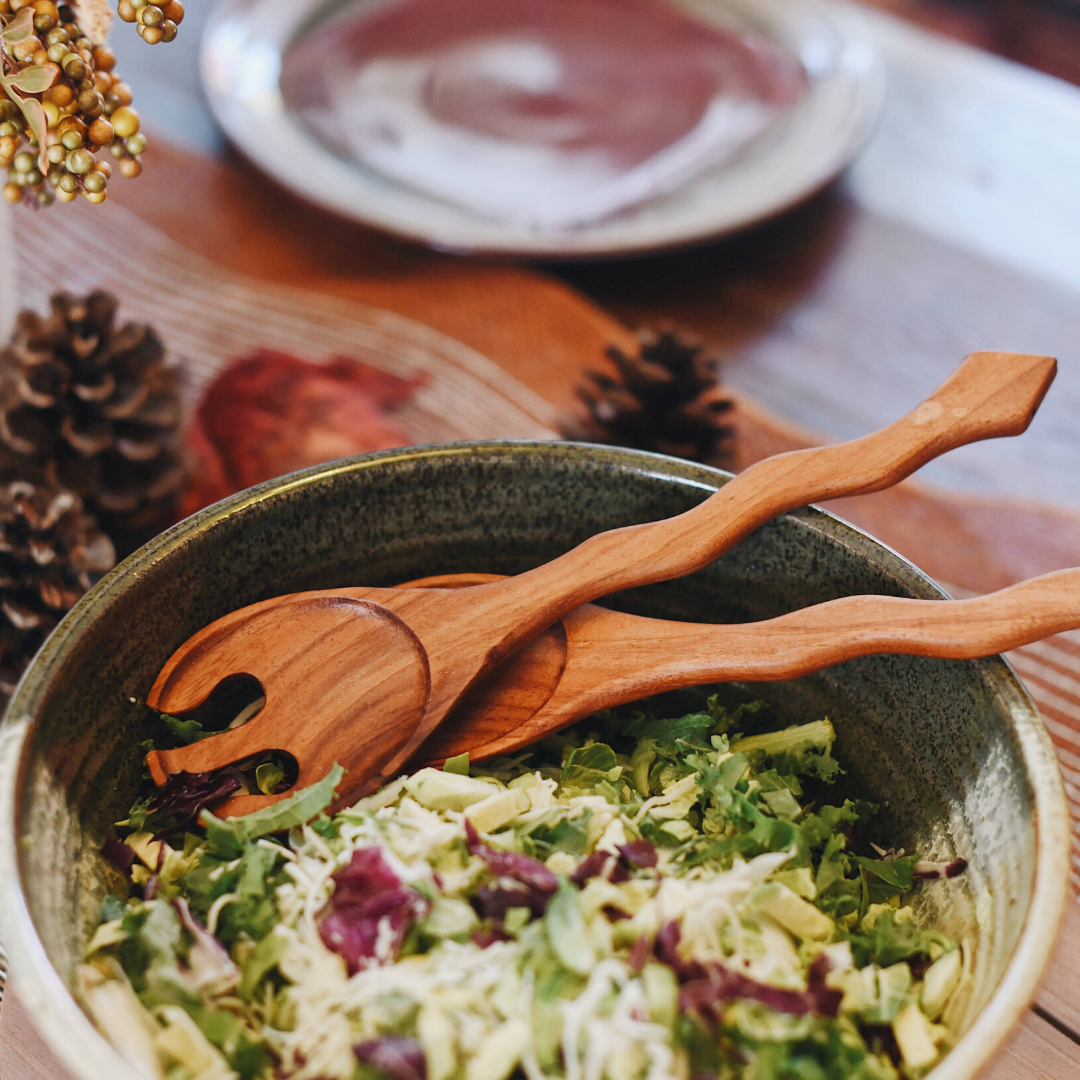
[84,695,965,1080]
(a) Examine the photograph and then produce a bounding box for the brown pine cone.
[0,480,115,702]
[0,291,187,548]
[561,328,735,463]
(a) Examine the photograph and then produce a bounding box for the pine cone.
[0,480,115,702]
[0,291,187,547]
[561,328,735,463]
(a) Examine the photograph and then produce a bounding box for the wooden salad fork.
[397,569,1080,766]
[144,352,1056,815]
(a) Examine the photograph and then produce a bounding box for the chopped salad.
[84,696,968,1080]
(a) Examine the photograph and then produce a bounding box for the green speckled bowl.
[0,442,1069,1080]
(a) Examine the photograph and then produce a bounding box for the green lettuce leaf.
[545,878,595,975]
[201,763,345,856]
[854,855,918,905]
[848,908,956,968]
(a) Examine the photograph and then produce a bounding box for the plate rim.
[200,0,886,259]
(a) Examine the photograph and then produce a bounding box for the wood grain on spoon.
[145,352,1056,815]
[402,569,1080,765]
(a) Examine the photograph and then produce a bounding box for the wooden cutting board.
[22,139,1080,596]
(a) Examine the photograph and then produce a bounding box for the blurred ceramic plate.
[201,0,883,258]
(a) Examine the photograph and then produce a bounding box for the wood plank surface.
[1034,900,1080,1041]
[979,1014,1080,1080]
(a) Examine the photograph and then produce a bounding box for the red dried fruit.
[179,349,426,516]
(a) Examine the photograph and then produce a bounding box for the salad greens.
[84,696,967,1080]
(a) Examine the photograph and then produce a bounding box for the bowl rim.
[0,440,1070,1080]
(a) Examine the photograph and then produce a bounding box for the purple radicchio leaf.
[318,847,429,974]
[657,921,844,1020]
[618,839,658,869]
[464,819,558,920]
[475,878,551,922]
[909,955,933,979]
[807,951,833,987]
[148,768,243,835]
[471,925,512,949]
[571,838,659,886]
[680,967,843,1021]
[628,931,652,972]
[101,832,136,872]
[805,950,844,1013]
[173,897,240,995]
[913,858,968,880]
[654,920,704,980]
[571,850,628,886]
[354,1036,426,1080]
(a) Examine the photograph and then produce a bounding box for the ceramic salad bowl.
[0,441,1069,1080]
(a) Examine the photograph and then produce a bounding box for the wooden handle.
[143,352,1057,802]
[482,567,1080,750]
[478,352,1057,649]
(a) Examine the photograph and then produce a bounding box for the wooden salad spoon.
[144,352,1056,815]
[396,569,1080,766]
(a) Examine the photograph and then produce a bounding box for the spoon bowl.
[147,594,430,814]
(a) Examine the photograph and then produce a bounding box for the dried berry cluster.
[0,0,163,206]
[116,0,184,46]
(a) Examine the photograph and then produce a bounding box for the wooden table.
[3,2,1080,1078]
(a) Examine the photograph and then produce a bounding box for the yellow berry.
[60,52,85,79]
[12,35,41,60]
[110,106,139,138]
[2,183,21,203]
[66,147,93,173]
[93,159,111,178]
[42,99,59,126]
[118,156,141,178]
[92,45,115,71]
[49,83,73,107]
[83,188,106,203]
[55,186,76,202]
[87,117,113,145]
